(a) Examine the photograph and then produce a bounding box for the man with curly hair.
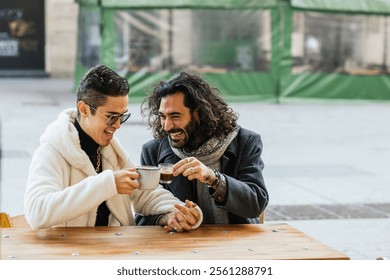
[137,71,268,225]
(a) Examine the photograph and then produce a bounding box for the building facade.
[0,0,78,78]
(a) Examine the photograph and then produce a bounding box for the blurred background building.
[1,0,390,100]
[0,0,78,77]
[1,1,390,260]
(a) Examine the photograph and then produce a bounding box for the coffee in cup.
[136,165,161,190]
[158,163,174,184]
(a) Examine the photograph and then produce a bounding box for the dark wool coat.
[136,127,268,225]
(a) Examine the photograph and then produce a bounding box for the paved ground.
[1,78,389,260]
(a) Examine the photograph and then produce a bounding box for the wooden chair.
[0,212,30,228]
[259,211,265,224]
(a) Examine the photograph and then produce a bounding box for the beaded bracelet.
[207,169,221,188]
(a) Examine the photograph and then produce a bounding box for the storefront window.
[292,12,390,75]
[77,8,100,68]
[114,9,271,74]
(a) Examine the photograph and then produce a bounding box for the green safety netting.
[75,0,278,8]
[291,0,390,14]
[75,0,99,6]
[74,0,390,102]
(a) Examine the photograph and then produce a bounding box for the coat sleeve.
[132,141,181,218]
[220,132,268,218]
[24,145,118,229]
[130,186,180,216]
[135,142,163,225]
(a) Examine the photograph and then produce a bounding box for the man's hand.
[113,167,140,194]
[160,200,201,232]
[173,157,216,186]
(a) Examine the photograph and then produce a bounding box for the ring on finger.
[190,167,194,174]
[186,158,190,163]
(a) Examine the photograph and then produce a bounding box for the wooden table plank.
[1,223,349,260]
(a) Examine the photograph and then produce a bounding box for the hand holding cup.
[113,167,140,194]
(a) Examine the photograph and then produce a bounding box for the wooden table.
[1,223,349,260]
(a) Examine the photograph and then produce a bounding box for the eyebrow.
[158,111,182,117]
[105,109,129,115]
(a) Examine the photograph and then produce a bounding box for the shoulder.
[33,142,63,163]
[142,139,159,155]
[143,138,160,148]
[230,127,263,154]
[142,137,169,150]
[237,127,261,142]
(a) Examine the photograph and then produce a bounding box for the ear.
[77,101,89,117]
[193,108,200,122]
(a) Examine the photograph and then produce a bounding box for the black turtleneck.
[74,119,110,226]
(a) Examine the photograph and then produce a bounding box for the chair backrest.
[0,212,11,228]
[0,212,30,228]
[259,211,265,224]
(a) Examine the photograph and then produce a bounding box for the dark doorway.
[0,0,47,76]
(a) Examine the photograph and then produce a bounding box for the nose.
[162,117,174,131]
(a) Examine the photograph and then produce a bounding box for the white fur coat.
[24,108,182,229]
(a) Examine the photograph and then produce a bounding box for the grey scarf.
[170,126,239,224]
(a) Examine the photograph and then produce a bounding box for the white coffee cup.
[136,165,161,190]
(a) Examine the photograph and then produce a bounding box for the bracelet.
[156,214,165,227]
[207,169,220,188]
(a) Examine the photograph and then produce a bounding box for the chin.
[170,143,183,149]
[170,140,185,149]
[100,140,110,147]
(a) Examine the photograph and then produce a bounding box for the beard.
[168,118,200,152]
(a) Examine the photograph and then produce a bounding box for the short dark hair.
[76,65,129,117]
[141,71,238,140]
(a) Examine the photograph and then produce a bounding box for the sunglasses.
[87,103,131,126]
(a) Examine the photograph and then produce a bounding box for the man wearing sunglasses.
[24,65,202,231]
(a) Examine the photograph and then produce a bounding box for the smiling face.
[78,95,129,147]
[159,92,199,150]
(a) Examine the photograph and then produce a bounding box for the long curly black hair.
[141,71,238,141]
